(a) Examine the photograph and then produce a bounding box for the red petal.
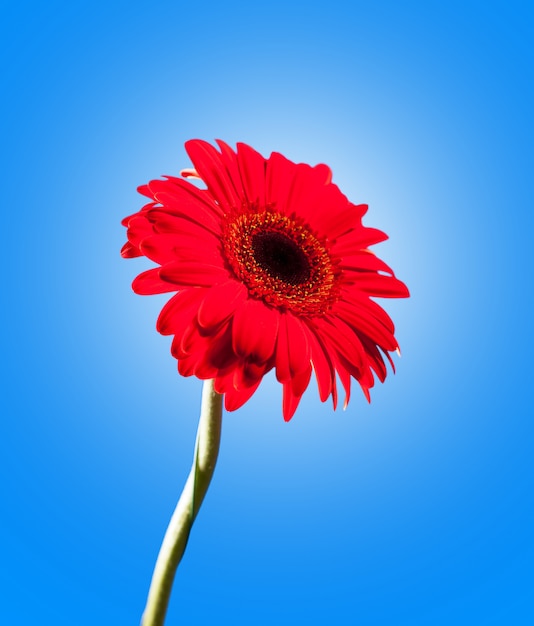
[311,163,333,185]
[302,322,335,403]
[307,187,357,239]
[146,208,221,240]
[159,262,229,287]
[203,324,237,371]
[156,289,204,335]
[232,299,279,363]
[282,371,310,422]
[215,140,246,199]
[185,139,242,210]
[331,374,338,410]
[336,360,352,410]
[121,241,141,258]
[340,251,395,275]
[332,345,375,403]
[348,273,410,298]
[213,370,233,394]
[358,336,388,382]
[286,313,310,375]
[140,233,224,268]
[187,348,219,379]
[361,386,371,403]
[151,193,222,236]
[233,360,271,391]
[385,347,396,373]
[236,142,267,206]
[145,212,224,265]
[138,234,181,265]
[265,151,298,215]
[123,215,156,253]
[314,316,366,373]
[157,175,224,216]
[266,156,334,222]
[173,321,237,377]
[291,361,312,397]
[274,314,291,382]
[122,201,157,227]
[275,312,309,382]
[286,163,328,219]
[177,354,197,378]
[147,179,223,234]
[340,349,375,390]
[137,184,153,199]
[224,378,263,412]
[197,280,248,331]
[214,367,265,408]
[331,227,389,254]
[182,324,236,379]
[341,290,396,333]
[333,301,398,352]
[132,268,178,295]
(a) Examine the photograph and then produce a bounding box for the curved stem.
[141,379,223,626]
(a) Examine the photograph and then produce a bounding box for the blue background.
[2,1,533,624]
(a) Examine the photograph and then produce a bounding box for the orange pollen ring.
[223,209,339,315]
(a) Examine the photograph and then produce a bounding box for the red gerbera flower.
[121,140,409,421]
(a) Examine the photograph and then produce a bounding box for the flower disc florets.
[223,207,340,316]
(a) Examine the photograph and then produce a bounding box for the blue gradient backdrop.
[2,1,533,624]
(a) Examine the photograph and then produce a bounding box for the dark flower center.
[251,231,311,286]
[223,209,340,315]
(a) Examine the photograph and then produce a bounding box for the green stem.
[141,379,223,626]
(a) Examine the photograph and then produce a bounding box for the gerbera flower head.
[121,140,409,421]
